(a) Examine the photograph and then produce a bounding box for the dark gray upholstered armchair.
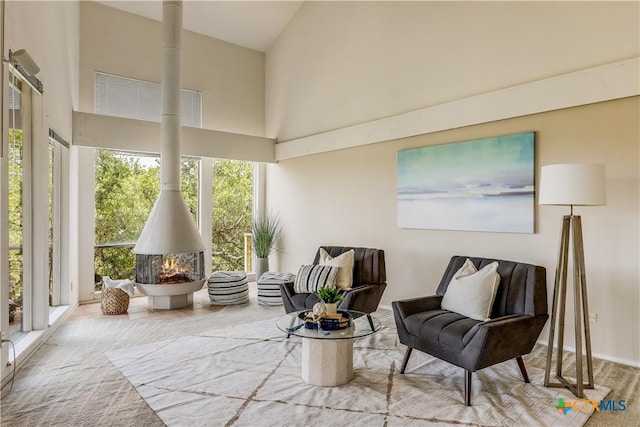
[392,256,548,406]
[280,246,386,328]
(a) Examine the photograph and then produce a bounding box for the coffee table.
[276,310,381,386]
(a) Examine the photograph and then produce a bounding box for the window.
[91,72,255,291]
[92,72,202,290]
[211,160,253,271]
[94,72,202,127]
[6,70,47,342]
[48,129,68,310]
[8,77,27,342]
[94,150,199,287]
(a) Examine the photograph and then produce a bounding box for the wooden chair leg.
[400,347,413,374]
[516,356,530,383]
[464,370,472,406]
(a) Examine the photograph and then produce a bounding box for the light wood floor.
[1,285,638,426]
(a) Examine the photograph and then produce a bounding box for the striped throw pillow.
[294,265,339,293]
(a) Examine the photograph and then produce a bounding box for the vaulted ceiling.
[97,1,303,52]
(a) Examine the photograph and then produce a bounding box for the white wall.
[264,2,640,365]
[267,97,640,365]
[3,0,80,304]
[73,146,96,303]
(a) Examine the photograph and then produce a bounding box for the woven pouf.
[101,287,130,315]
[257,272,295,306]
[208,271,249,305]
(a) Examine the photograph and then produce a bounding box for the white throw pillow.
[441,259,500,321]
[319,248,355,290]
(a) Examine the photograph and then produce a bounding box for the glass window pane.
[48,141,54,306]
[211,160,253,271]
[94,150,199,285]
[8,80,26,342]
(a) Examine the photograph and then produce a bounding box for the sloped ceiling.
[97,0,303,52]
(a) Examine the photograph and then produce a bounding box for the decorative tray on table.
[299,310,352,330]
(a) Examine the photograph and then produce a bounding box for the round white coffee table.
[276,310,381,387]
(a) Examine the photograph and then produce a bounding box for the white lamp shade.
[539,163,606,206]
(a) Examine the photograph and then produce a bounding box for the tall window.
[94,150,199,287]
[8,77,26,342]
[94,71,202,127]
[92,72,254,285]
[48,130,68,310]
[48,141,55,306]
[4,65,47,355]
[93,72,202,288]
[211,160,253,271]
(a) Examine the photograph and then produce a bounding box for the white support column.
[74,146,96,303]
[1,63,9,381]
[21,83,32,331]
[251,162,266,274]
[30,86,47,330]
[199,157,213,277]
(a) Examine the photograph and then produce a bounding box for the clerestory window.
[94,71,202,127]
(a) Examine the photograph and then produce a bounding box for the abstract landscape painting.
[397,132,535,233]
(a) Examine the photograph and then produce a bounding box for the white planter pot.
[255,257,269,280]
[325,302,337,314]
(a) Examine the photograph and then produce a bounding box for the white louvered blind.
[8,82,21,110]
[94,71,202,128]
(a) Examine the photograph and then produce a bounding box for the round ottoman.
[257,272,295,306]
[208,271,249,305]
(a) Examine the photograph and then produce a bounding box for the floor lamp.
[539,163,606,398]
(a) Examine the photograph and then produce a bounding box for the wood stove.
[135,251,205,309]
[136,252,204,284]
[133,1,206,309]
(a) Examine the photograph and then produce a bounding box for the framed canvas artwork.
[397,132,535,233]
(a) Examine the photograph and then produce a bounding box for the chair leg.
[464,370,472,406]
[400,347,413,374]
[366,314,375,331]
[516,356,530,383]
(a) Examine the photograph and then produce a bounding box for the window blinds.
[94,71,202,128]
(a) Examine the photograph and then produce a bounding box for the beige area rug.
[106,317,610,427]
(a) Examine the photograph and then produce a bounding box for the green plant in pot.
[314,285,345,314]
[252,211,281,280]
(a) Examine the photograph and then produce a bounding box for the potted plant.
[314,286,345,314]
[252,211,281,279]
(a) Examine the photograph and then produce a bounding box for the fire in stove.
[136,252,205,286]
[160,256,192,284]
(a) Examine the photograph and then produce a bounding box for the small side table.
[276,310,381,386]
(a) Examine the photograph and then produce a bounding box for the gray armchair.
[392,256,548,406]
[280,246,386,329]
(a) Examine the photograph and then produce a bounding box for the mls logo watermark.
[555,397,627,415]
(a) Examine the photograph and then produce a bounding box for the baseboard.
[535,339,640,368]
[378,304,392,312]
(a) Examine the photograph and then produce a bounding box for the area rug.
[106,315,609,427]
